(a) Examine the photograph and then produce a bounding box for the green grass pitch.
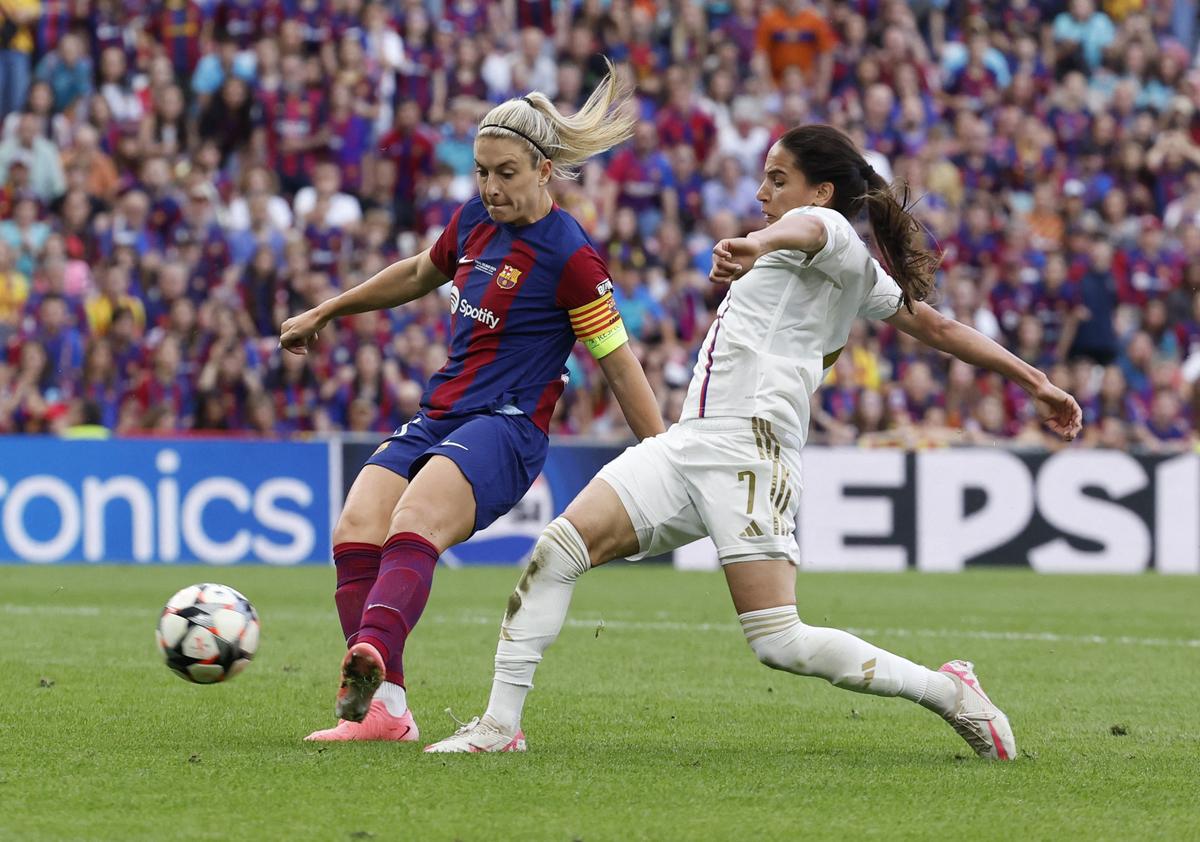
[2,566,1198,841]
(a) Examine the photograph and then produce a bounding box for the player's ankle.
[917,671,957,715]
[480,713,515,736]
[485,679,528,734]
[377,680,408,716]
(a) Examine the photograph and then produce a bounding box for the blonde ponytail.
[478,59,635,180]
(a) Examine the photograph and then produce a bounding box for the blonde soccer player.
[280,66,664,743]
[425,124,1082,758]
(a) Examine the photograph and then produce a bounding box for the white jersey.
[680,205,906,444]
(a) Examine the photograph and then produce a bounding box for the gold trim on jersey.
[739,521,765,539]
[822,346,844,370]
[751,417,794,536]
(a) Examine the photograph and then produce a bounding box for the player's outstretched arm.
[279,250,447,355]
[710,215,828,283]
[886,301,1083,441]
[596,343,667,440]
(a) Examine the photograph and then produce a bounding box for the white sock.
[484,518,591,734]
[484,681,529,734]
[375,680,408,717]
[917,672,958,715]
[738,606,946,707]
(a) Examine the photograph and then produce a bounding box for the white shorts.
[597,417,802,565]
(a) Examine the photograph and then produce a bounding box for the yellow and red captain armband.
[569,292,628,359]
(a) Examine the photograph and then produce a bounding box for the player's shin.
[738,606,954,708]
[356,532,440,690]
[485,517,592,734]
[332,542,381,646]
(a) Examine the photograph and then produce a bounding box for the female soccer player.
[279,68,664,742]
[426,125,1083,758]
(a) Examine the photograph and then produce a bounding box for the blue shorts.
[364,411,548,534]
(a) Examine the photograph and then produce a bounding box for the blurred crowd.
[0,0,1198,451]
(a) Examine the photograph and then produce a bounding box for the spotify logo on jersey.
[448,287,501,330]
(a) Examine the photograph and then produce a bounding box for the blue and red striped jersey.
[423,196,626,433]
[394,46,442,114]
[150,0,210,77]
[214,0,265,49]
[378,125,436,203]
[258,87,326,179]
[36,0,75,56]
[515,0,556,33]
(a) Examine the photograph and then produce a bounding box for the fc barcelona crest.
[496,264,522,289]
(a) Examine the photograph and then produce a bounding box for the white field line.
[3,603,1198,650]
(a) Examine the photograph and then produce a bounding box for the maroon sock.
[356,532,440,687]
[333,542,381,646]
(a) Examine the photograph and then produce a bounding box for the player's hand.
[1032,380,1083,441]
[279,308,327,355]
[709,237,763,284]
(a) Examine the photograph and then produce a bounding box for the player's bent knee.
[388,493,474,547]
[333,509,384,546]
[742,618,862,686]
[561,486,638,566]
[741,606,809,674]
[389,502,439,539]
[527,518,591,583]
[559,516,611,568]
[389,497,427,530]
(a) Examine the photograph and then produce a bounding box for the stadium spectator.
[655,66,717,166]
[190,30,255,100]
[227,165,292,233]
[1071,236,1121,364]
[715,96,771,177]
[756,0,836,97]
[0,110,64,200]
[33,30,90,112]
[197,76,255,168]
[0,192,49,277]
[0,240,28,345]
[27,291,82,379]
[74,337,120,429]
[60,123,118,204]
[377,99,437,229]
[85,260,145,336]
[0,0,39,121]
[702,155,761,228]
[293,159,363,232]
[1052,0,1116,73]
[96,45,141,125]
[605,120,677,239]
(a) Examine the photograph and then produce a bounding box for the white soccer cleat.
[937,660,1017,760]
[423,714,526,754]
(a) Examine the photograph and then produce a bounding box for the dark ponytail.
[776,125,938,312]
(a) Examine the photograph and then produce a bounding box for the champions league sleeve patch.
[568,291,627,359]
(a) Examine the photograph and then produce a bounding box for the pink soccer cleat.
[423,715,526,753]
[937,659,1017,760]
[334,642,385,723]
[304,700,419,742]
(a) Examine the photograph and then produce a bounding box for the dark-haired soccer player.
[428,125,1082,759]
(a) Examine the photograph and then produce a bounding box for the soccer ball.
[156,583,260,684]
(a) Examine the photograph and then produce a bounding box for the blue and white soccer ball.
[156,583,260,684]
